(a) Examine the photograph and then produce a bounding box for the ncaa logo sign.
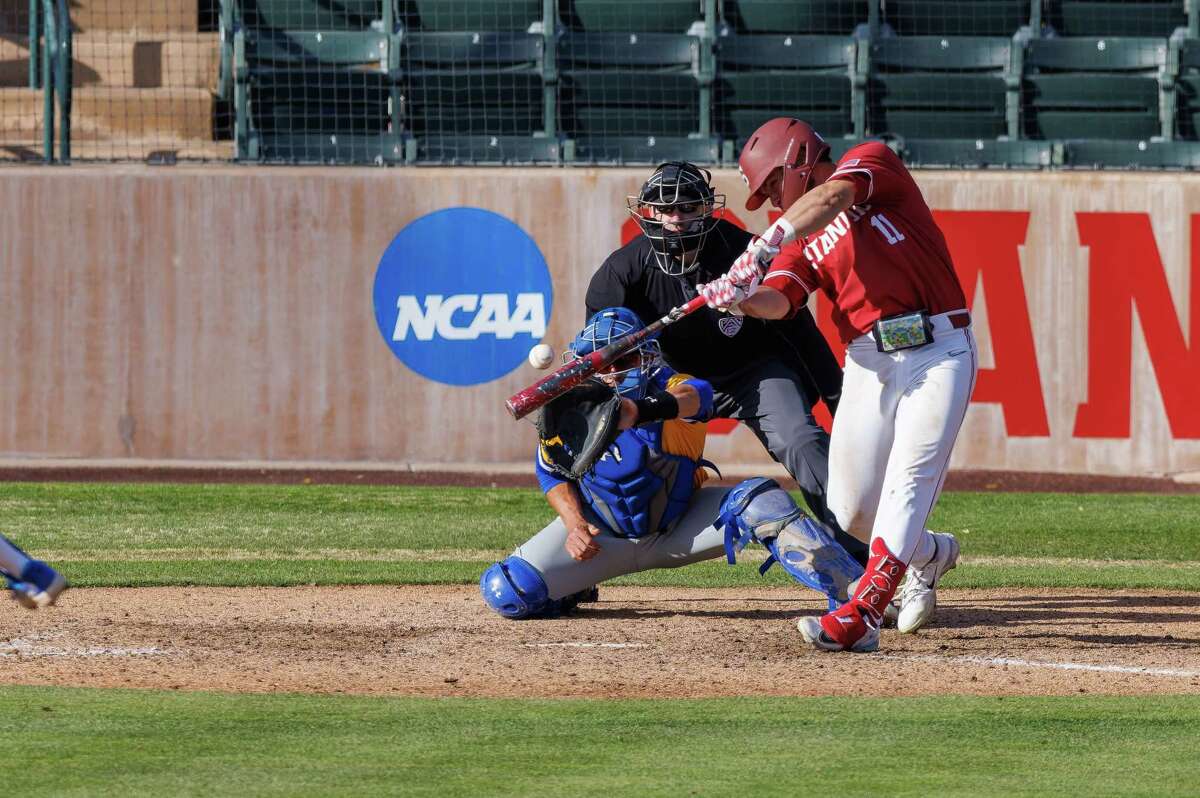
[373,208,553,386]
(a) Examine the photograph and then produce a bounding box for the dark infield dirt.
[1,466,1197,698]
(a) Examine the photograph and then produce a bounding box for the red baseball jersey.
[762,142,966,343]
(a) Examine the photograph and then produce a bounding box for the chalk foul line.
[524,642,649,649]
[879,653,1200,678]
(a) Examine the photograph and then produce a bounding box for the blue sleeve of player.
[534,448,569,494]
[655,365,714,422]
[682,377,714,421]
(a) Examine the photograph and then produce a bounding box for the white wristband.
[762,217,797,248]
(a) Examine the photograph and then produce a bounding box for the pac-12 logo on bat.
[373,207,554,386]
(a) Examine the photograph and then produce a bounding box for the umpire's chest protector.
[581,424,699,539]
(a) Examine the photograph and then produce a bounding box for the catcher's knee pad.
[480,557,550,619]
[716,477,864,611]
[716,478,805,561]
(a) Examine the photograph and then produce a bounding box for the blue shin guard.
[716,478,864,611]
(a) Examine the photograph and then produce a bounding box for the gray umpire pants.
[514,486,730,600]
[711,358,869,565]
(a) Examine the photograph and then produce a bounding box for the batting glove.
[727,236,780,287]
[698,273,760,315]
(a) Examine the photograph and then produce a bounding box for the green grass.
[3,482,1199,590]
[4,686,1198,797]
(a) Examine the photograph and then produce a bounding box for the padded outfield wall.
[1,165,1198,477]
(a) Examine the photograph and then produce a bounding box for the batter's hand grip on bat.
[505,295,708,420]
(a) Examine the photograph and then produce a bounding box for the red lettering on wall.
[1074,213,1200,438]
[936,211,1049,436]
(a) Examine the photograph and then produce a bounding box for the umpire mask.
[627,161,725,277]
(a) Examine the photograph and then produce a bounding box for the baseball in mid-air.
[528,343,555,370]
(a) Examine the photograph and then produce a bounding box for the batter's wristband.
[634,392,680,425]
[762,217,797,248]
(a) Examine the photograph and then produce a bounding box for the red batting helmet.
[738,118,831,211]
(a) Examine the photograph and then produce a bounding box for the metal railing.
[28,0,71,162]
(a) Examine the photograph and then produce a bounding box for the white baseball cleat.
[896,532,959,634]
[796,616,880,653]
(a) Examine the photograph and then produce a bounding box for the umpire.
[585,161,867,564]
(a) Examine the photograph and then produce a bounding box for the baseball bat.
[505,295,708,420]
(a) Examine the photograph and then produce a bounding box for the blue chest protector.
[577,422,702,539]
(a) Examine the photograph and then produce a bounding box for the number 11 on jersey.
[870,213,906,245]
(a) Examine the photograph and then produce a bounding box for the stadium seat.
[231,7,406,163]
[1023,37,1170,141]
[402,31,552,162]
[715,34,861,145]
[238,0,385,31]
[902,138,1058,168]
[1172,36,1200,139]
[884,0,1029,37]
[1064,138,1200,167]
[558,31,716,162]
[869,36,1017,140]
[561,0,702,32]
[409,0,543,32]
[723,1,869,35]
[1046,1,1186,38]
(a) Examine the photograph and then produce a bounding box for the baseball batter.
[480,308,864,619]
[698,118,975,653]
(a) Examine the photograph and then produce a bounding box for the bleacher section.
[12,0,1200,167]
[2,0,229,161]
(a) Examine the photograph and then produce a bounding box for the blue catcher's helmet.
[569,307,662,400]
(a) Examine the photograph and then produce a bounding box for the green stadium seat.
[715,34,860,145]
[1023,37,1170,140]
[869,36,1016,140]
[902,138,1059,168]
[1172,37,1200,139]
[232,8,405,163]
[402,32,546,137]
[1064,139,1200,167]
[558,31,714,158]
[410,0,543,32]
[1047,1,1186,38]
[725,1,869,35]
[239,0,385,31]
[416,134,563,163]
[568,134,720,165]
[884,1,1029,37]
[562,0,702,32]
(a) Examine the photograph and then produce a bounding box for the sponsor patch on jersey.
[718,315,743,337]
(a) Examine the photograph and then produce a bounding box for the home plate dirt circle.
[1,586,1198,698]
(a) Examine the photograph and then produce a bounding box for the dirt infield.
[2,586,1198,698]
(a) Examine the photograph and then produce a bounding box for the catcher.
[481,307,864,619]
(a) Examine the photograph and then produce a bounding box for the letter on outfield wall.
[1074,213,1200,439]
[936,210,1049,437]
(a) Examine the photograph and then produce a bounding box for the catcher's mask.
[738,117,830,212]
[627,161,726,276]
[568,307,662,400]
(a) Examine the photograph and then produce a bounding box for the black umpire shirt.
[585,218,843,406]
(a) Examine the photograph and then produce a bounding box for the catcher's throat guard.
[717,478,864,611]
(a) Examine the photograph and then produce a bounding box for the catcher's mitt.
[535,381,623,480]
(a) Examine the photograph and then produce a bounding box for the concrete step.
[1,34,219,89]
[0,86,217,139]
[70,0,200,33]
[0,137,233,161]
